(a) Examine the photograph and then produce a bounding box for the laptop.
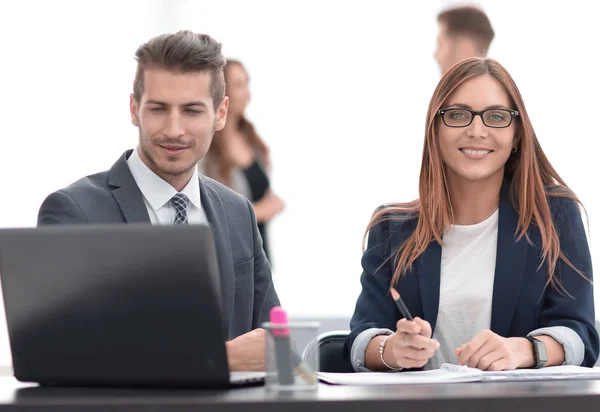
[0,224,264,388]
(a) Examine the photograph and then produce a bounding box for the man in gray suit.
[38,31,279,372]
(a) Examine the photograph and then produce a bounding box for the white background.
[0,0,598,366]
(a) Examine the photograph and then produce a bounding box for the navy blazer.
[346,183,599,367]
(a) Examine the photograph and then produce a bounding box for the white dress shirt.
[127,147,207,225]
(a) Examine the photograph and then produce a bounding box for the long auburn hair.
[368,57,583,291]
[204,60,270,185]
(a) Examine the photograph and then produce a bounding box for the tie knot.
[170,193,189,224]
[170,192,189,207]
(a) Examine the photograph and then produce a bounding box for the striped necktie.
[170,193,189,224]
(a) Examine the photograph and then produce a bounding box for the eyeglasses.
[437,108,519,128]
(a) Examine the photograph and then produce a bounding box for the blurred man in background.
[434,5,494,74]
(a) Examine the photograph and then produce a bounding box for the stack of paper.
[452,364,600,382]
[318,364,600,385]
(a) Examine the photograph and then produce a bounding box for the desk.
[0,377,600,412]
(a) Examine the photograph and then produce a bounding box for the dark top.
[242,160,271,262]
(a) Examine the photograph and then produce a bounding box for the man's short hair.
[132,30,226,111]
[437,6,495,56]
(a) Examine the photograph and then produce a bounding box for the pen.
[389,287,414,321]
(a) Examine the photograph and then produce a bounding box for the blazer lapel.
[490,181,529,336]
[199,175,235,335]
[108,150,151,223]
[415,239,442,332]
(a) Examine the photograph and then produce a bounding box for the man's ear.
[130,94,140,126]
[215,96,229,131]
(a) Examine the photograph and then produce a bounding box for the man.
[434,5,495,74]
[38,30,279,372]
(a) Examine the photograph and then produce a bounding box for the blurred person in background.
[435,5,494,75]
[203,60,284,263]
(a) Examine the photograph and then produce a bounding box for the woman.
[346,57,598,372]
[203,60,284,262]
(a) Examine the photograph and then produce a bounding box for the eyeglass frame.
[437,107,519,128]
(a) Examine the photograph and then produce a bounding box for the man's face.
[130,69,228,188]
[434,23,459,75]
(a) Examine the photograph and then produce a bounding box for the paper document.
[318,363,600,385]
[318,366,482,385]
[441,363,600,381]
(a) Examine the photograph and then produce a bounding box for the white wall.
[0,0,163,366]
[171,0,600,317]
[0,0,598,365]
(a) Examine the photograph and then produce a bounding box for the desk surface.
[1,376,600,412]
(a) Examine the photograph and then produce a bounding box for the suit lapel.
[416,239,442,332]
[490,182,529,336]
[107,150,151,223]
[199,175,235,335]
[413,180,528,336]
[108,152,235,333]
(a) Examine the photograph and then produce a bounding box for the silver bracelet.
[378,335,404,371]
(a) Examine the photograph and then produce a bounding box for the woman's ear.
[511,134,522,154]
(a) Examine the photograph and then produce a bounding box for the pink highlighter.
[270,306,295,384]
[270,306,291,336]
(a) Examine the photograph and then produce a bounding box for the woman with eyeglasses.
[345,57,598,372]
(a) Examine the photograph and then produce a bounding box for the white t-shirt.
[427,209,498,370]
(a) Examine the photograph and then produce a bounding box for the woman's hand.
[456,329,534,371]
[253,190,285,222]
[383,317,440,369]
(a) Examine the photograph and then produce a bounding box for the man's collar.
[126,147,201,211]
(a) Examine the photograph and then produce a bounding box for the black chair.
[303,330,355,373]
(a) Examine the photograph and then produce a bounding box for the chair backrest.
[303,330,354,373]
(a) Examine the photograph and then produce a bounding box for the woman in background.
[204,60,284,262]
[346,57,598,372]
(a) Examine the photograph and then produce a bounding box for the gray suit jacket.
[38,150,280,340]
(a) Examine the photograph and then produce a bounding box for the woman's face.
[225,64,250,117]
[437,74,516,186]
